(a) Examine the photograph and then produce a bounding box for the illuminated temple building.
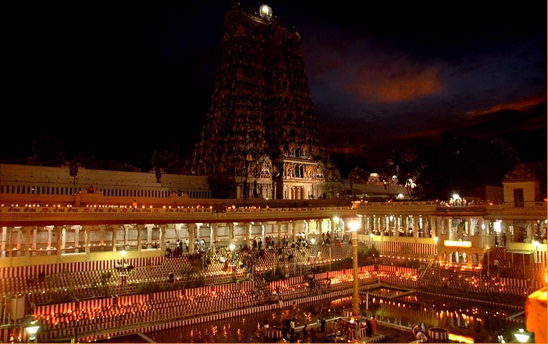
[0,1,546,342]
[189,1,340,200]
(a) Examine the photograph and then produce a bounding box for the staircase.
[251,270,274,302]
[419,257,436,280]
[418,257,441,287]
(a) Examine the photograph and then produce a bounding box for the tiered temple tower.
[191,1,340,199]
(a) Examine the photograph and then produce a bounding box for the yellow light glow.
[514,328,530,343]
[348,220,360,232]
[444,240,472,248]
[448,333,474,343]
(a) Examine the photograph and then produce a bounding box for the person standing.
[370,316,377,336]
[365,318,372,337]
[320,316,326,333]
[302,324,308,341]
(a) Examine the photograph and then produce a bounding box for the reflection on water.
[366,287,409,297]
[141,290,524,343]
[370,292,523,343]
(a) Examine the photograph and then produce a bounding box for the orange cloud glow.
[326,144,368,155]
[396,129,445,140]
[345,64,443,103]
[466,95,546,117]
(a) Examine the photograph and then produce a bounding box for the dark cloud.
[4,1,546,169]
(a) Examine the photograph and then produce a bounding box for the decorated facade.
[190,2,340,200]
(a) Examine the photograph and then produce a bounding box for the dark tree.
[413,135,521,200]
[68,160,79,186]
[151,149,172,183]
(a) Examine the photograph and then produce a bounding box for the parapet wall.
[0,163,210,194]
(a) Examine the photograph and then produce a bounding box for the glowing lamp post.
[514,328,532,343]
[348,220,361,317]
[434,236,439,254]
[229,243,236,262]
[23,318,40,343]
[486,245,490,277]
[339,219,366,341]
[120,250,127,275]
[309,237,317,268]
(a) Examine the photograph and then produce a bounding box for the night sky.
[5,1,547,172]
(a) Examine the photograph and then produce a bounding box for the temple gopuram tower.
[191,1,340,199]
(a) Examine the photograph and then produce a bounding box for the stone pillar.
[112,226,117,253]
[123,225,128,250]
[62,225,67,253]
[99,225,105,248]
[195,223,201,241]
[376,215,386,235]
[228,222,235,246]
[210,223,216,254]
[7,227,13,259]
[83,225,91,260]
[24,226,32,258]
[424,216,431,238]
[47,227,52,255]
[160,225,167,252]
[315,220,322,236]
[136,224,144,253]
[448,218,453,238]
[245,222,251,247]
[471,216,484,237]
[1,227,7,257]
[288,221,296,243]
[147,225,153,249]
[32,226,38,256]
[303,220,309,239]
[439,217,446,235]
[56,225,63,261]
[480,219,488,248]
[187,223,197,253]
[378,216,383,238]
[74,225,80,253]
[15,227,22,255]
[526,221,533,243]
[412,216,418,238]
